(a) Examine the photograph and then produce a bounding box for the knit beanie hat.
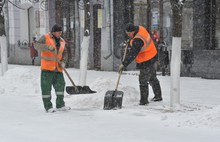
[51,24,62,32]
[125,23,136,32]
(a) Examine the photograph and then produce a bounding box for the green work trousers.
[41,70,65,111]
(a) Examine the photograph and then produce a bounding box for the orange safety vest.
[41,33,65,72]
[130,26,157,63]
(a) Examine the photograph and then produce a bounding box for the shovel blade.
[103,90,124,110]
[66,86,96,95]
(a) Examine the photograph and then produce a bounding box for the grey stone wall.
[190,0,220,79]
[190,50,220,79]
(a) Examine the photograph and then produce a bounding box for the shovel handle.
[53,51,79,93]
[63,68,79,92]
[115,70,123,91]
[122,41,129,61]
[115,41,129,91]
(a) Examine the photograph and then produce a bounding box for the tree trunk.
[0,1,5,36]
[55,0,62,25]
[0,15,5,36]
[84,0,90,36]
[79,0,90,86]
[170,0,183,37]
[170,0,184,108]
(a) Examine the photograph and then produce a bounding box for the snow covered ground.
[0,64,220,142]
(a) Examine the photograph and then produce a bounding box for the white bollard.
[0,35,8,76]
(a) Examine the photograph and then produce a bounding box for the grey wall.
[190,50,220,79]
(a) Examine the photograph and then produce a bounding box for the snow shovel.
[63,67,96,95]
[103,41,128,110]
[103,70,124,110]
[54,50,96,95]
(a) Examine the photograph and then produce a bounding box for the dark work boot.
[151,97,163,102]
[151,81,162,102]
[139,85,149,105]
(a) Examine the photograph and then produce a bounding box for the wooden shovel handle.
[62,68,79,92]
[115,42,129,90]
[53,51,79,92]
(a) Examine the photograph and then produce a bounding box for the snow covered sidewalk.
[0,64,220,142]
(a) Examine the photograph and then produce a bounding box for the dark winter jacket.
[122,27,157,69]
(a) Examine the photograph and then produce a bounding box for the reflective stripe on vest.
[130,26,157,63]
[135,34,153,52]
[41,33,65,72]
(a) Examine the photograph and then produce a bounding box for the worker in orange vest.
[34,24,70,112]
[119,23,162,105]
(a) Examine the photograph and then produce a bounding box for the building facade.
[190,0,220,79]
[6,0,49,65]
[3,0,220,79]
